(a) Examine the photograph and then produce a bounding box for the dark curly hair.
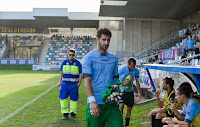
[163,76,174,89]
[177,82,193,98]
[97,28,112,39]
[128,57,136,65]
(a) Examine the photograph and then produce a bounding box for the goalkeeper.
[118,57,142,127]
[83,28,123,127]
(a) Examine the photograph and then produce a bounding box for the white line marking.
[0,84,58,124]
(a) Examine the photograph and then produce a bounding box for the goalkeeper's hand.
[124,80,131,86]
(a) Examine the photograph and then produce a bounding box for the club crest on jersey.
[187,111,191,115]
[169,97,173,101]
[111,84,119,88]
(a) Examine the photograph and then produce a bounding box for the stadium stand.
[136,23,200,66]
[11,35,45,43]
[44,35,93,65]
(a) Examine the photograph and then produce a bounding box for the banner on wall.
[0,59,36,65]
[161,48,179,61]
[0,59,8,64]
[33,65,51,70]
[26,41,41,46]
[32,65,60,70]
[179,29,186,37]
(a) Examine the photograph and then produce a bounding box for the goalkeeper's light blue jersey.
[82,49,119,104]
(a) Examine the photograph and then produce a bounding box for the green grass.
[129,100,158,127]
[0,70,60,120]
[0,70,158,127]
[0,70,59,98]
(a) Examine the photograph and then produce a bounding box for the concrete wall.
[108,31,123,55]
[125,19,180,57]
[99,20,123,56]
[180,12,200,29]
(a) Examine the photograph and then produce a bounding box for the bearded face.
[162,80,167,90]
[97,34,110,51]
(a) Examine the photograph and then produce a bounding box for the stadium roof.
[2,0,199,30]
[0,8,100,28]
[99,0,200,19]
[0,8,124,29]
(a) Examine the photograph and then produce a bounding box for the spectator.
[192,34,197,42]
[152,59,157,64]
[186,26,192,35]
[188,36,195,51]
[153,55,159,64]
[131,53,135,57]
[188,49,196,66]
[148,57,153,64]
[188,49,196,57]
[179,56,190,66]
[182,37,188,57]
[194,33,200,60]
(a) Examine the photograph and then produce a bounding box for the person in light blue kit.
[188,36,195,51]
[182,37,188,57]
[118,57,142,127]
[58,48,82,119]
[83,28,123,127]
[131,53,135,57]
[163,82,200,127]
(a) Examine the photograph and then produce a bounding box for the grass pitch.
[0,70,157,127]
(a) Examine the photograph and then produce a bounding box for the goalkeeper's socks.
[125,118,130,126]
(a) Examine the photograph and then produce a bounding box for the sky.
[0,0,100,12]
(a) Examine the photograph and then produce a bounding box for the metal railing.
[167,53,200,65]
[135,29,179,56]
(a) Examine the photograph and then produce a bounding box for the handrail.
[135,29,179,55]
[136,25,200,59]
[136,51,162,59]
[136,35,179,59]
[167,53,200,65]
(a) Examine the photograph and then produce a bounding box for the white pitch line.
[0,84,58,125]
